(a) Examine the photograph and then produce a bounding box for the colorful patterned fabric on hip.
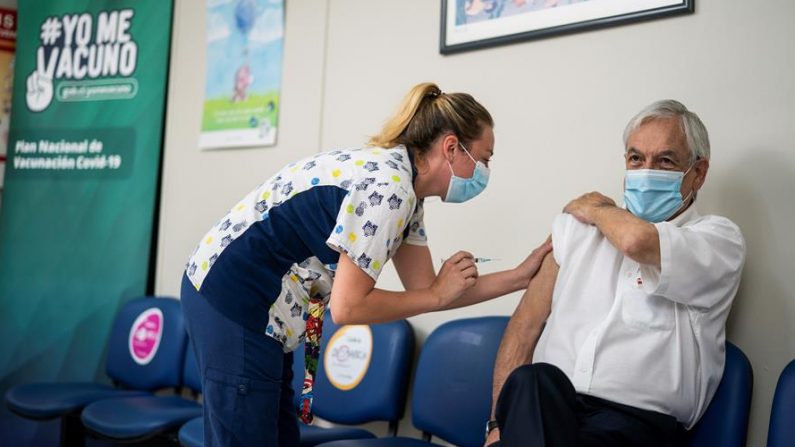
[299,296,326,424]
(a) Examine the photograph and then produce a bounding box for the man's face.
[624,117,708,201]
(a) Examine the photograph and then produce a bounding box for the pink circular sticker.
[128,308,164,365]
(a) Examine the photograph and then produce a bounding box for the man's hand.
[484,427,500,446]
[564,191,661,266]
[563,192,616,225]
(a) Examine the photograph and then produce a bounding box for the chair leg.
[388,420,399,437]
[60,414,85,447]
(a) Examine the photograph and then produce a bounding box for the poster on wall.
[199,0,284,150]
[0,1,172,444]
[0,7,16,191]
[441,0,693,54]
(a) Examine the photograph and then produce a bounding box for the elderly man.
[484,100,745,447]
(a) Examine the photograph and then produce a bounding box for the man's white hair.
[623,100,710,163]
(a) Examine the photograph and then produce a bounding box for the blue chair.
[178,416,203,447]
[318,316,509,447]
[767,358,795,447]
[5,296,186,446]
[300,317,414,446]
[687,342,754,447]
[81,341,202,443]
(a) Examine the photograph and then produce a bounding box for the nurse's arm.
[440,239,551,310]
[330,250,474,325]
[486,252,558,445]
[391,243,436,290]
[564,192,660,267]
[390,242,552,310]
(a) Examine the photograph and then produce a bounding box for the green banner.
[0,1,172,444]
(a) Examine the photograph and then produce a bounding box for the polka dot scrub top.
[185,145,427,351]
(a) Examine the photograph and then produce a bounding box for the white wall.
[157,1,795,445]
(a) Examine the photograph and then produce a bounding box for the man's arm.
[564,192,661,267]
[486,252,559,445]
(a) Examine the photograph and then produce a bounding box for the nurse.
[181,82,552,446]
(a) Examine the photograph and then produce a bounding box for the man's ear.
[693,158,709,192]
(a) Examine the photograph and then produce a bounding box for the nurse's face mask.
[444,142,490,203]
[623,164,695,223]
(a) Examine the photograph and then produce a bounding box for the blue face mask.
[443,143,490,203]
[624,167,694,223]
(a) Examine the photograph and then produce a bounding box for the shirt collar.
[669,201,700,226]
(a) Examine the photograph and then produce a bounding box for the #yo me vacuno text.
[26,9,139,112]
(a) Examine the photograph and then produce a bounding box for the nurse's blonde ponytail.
[368,82,493,159]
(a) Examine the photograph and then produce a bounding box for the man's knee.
[505,362,566,389]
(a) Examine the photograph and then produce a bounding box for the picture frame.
[440,0,694,54]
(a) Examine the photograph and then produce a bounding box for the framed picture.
[440,0,694,54]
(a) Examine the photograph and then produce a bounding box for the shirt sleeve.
[639,216,746,310]
[326,181,415,281]
[551,213,576,266]
[403,199,428,246]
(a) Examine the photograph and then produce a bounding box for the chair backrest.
[767,358,795,447]
[105,296,188,390]
[688,341,753,447]
[313,316,415,425]
[411,316,508,447]
[182,343,202,393]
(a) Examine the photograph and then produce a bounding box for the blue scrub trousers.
[181,274,300,447]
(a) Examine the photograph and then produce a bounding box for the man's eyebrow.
[656,149,683,159]
[626,148,682,159]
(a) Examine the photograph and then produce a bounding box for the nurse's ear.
[440,133,460,164]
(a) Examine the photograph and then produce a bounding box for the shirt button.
[625,270,633,278]
[579,367,588,373]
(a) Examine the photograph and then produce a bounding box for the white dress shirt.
[533,205,745,428]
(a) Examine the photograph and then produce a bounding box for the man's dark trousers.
[494,363,686,447]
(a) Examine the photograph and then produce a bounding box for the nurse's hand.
[515,238,553,286]
[431,251,478,308]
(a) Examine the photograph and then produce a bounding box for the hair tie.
[428,88,442,98]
